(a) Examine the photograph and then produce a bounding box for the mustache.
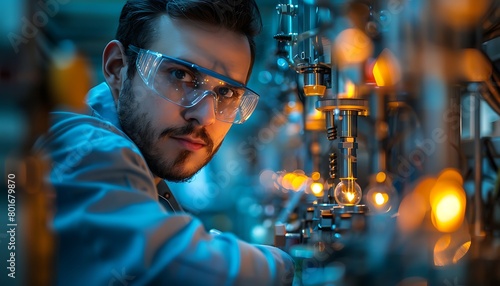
[159,123,213,148]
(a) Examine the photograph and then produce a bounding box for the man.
[35,0,294,285]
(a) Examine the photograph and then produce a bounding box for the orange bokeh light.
[430,179,466,233]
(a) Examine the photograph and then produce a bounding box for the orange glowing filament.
[374,192,388,206]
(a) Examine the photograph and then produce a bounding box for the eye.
[170,68,195,82]
[217,87,234,98]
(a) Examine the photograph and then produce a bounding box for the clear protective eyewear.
[129,45,259,124]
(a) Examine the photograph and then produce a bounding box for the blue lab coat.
[35,83,294,286]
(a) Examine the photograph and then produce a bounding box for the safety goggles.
[129,45,259,124]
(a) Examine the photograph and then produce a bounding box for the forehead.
[148,15,251,83]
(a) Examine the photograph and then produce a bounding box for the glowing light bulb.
[334,178,362,206]
[365,175,397,213]
[374,192,388,205]
[310,182,324,196]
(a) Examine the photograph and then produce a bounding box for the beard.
[117,79,221,182]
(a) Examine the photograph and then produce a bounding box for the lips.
[172,136,207,151]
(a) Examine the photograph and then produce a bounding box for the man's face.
[117,16,251,182]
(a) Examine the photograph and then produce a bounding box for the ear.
[102,40,128,101]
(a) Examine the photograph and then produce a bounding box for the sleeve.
[37,113,295,286]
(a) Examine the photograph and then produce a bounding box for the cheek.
[208,122,232,144]
[137,87,183,124]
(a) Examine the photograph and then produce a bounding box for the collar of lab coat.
[86,82,122,130]
[85,82,184,212]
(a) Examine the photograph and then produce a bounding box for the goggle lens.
[130,45,259,124]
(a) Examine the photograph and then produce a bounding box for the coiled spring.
[329,152,337,182]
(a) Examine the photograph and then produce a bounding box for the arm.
[37,112,294,286]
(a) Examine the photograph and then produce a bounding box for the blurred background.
[2,0,500,285]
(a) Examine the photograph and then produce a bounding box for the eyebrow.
[130,45,248,87]
[161,55,246,87]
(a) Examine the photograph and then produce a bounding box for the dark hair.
[115,0,262,80]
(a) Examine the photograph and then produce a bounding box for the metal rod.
[473,90,483,237]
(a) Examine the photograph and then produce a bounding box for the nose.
[183,90,217,126]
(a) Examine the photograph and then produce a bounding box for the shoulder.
[39,110,136,154]
[35,110,156,196]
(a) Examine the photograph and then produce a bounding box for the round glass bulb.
[365,183,397,213]
[334,179,362,206]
